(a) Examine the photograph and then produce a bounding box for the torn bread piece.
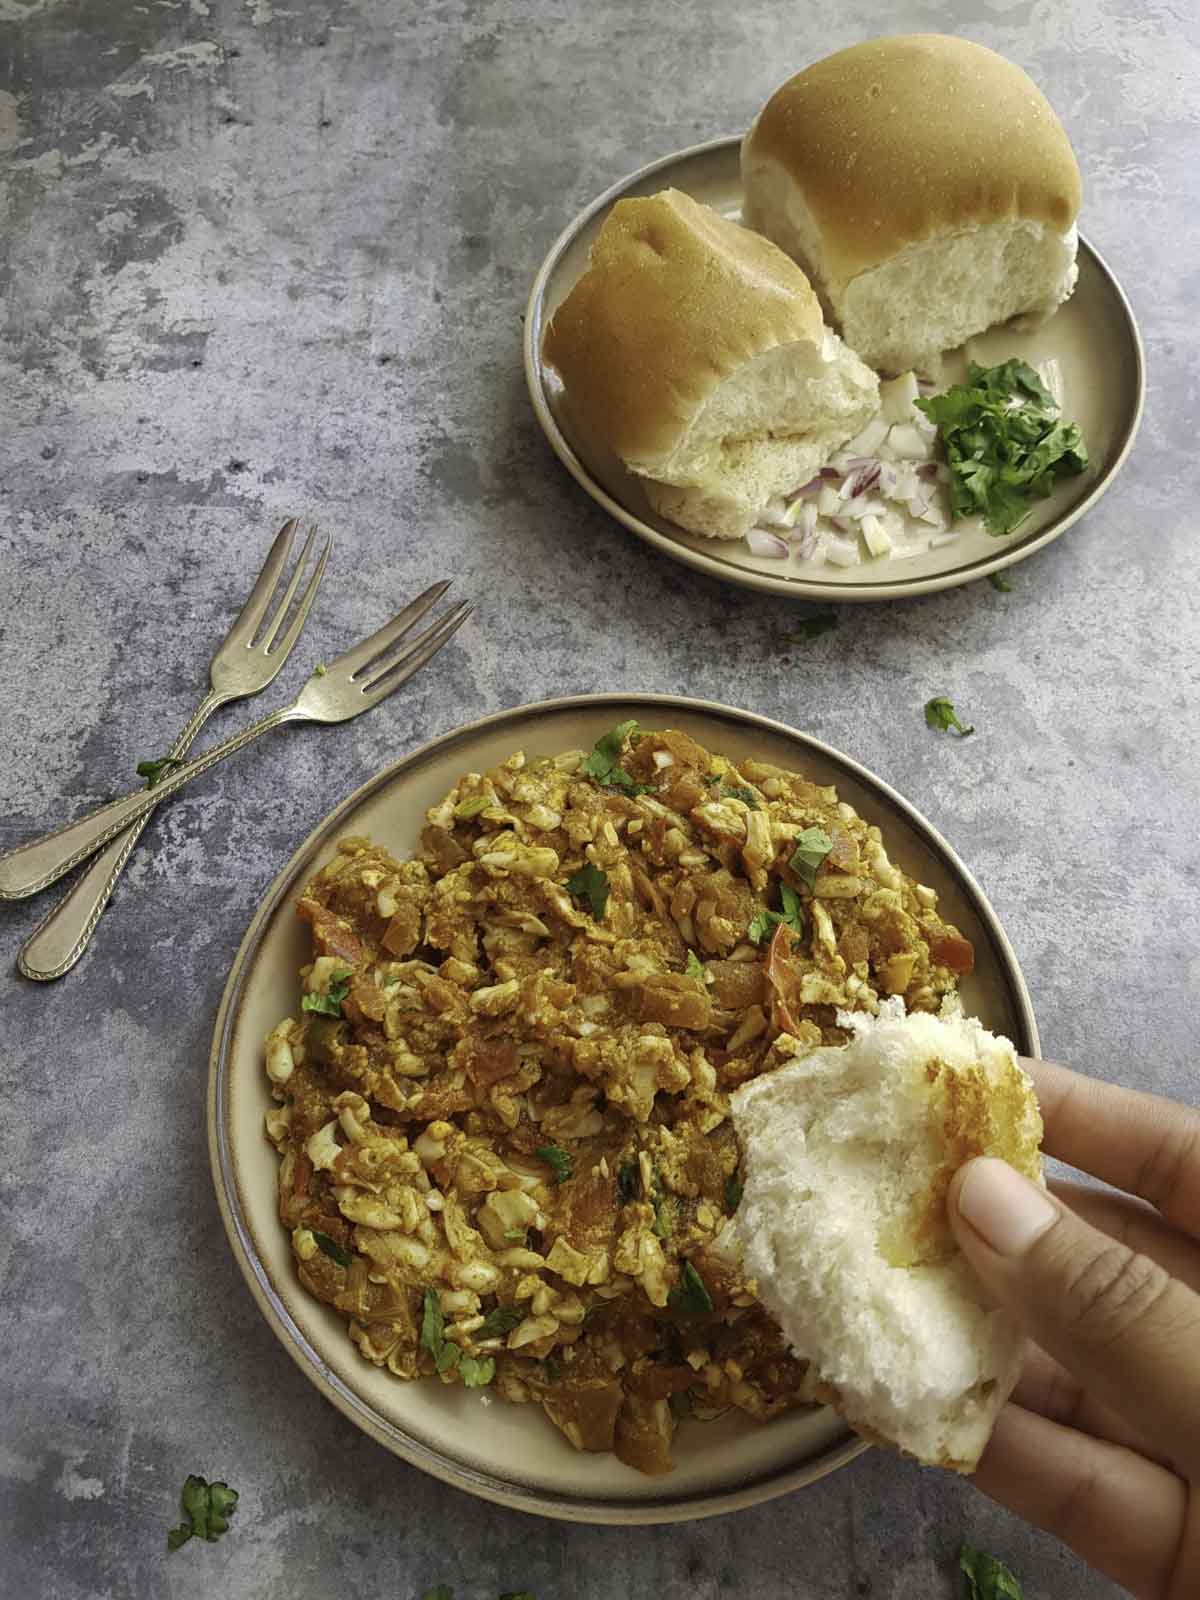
[728,998,1043,1470]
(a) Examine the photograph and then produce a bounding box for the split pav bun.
[542,188,879,541]
[742,34,1082,375]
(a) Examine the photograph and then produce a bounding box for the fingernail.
[955,1158,1058,1257]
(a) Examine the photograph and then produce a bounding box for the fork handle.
[17,688,229,981]
[0,703,305,902]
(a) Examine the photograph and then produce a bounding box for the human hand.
[947,1058,1200,1599]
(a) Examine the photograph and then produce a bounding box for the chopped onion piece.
[746,528,790,559]
[861,514,892,557]
[1036,358,1065,409]
[796,500,819,539]
[887,423,929,460]
[879,372,921,423]
[928,531,960,548]
[788,475,825,501]
[844,416,890,456]
[825,535,861,567]
[818,485,842,516]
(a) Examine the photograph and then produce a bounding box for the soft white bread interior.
[728,998,1044,1471]
[542,189,879,540]
[741,35,1082,374]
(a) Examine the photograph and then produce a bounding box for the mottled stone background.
[2,1,1197,1596]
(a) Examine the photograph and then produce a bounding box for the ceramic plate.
[208,694,1039,1523]
[524,137,1144,602]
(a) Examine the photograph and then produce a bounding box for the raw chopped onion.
[825,535,861,567]
[746,528,790,559]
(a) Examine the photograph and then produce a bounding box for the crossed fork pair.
[0,520,470,980]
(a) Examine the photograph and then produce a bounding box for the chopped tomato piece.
[296,897,365,966]
[764,921,805,1035]
[929,930,974,975]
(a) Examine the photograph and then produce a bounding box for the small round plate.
[524,137,1145,602]
[208,694,1039,1524]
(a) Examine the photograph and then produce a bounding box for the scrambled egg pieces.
[264,725,972,1475]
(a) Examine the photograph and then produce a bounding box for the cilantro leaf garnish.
[725,1174,743,1212]
[668,1260,714,1316]
[166,1475,239,1552]
[987,571,1013,592]
[924,697,975,737]
[617,1160,640,1203]
[916,359,1087,537]
[959,1543,1023,1599]
[782,612,838,642]
[421,1589,454,1600]
[458,1355,496,1388]
[420,1288,461,1373]
[477,1305,523,1340]
[789,828,833,890]
[747,882,805,945]
[311,1229,352,1268]
[536,1145,573,1184]
[137,755,185,790]
[720,785,760,809]
[300,969,352,1016]
[685,949,705,980]
[565,862,610,921]
[582,718,649,791]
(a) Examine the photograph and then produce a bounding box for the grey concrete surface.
[1,1,1196,1596]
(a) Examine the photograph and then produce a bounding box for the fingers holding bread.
[1022,1056,1200,1235]
[949,1157,1200,1483]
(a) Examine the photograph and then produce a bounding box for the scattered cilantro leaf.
[477,1305,523,1340]
[700,772,719,786]
[582,718,649,792]
[782,612,838,642]
[300,969,352,1016]
[166,1475,239,1552]
[137,755,185,790]
[668,1260,714,1316]
[314,661,328,677]
[747,883,805,946]
[959,1544,1023,1599]
[421,1288,461,1373]
[720,784,760,809]
[789,828,833,890]
[651,1193,670,1239]
[565,862,610,921]
[454,794,492,819]
[925,697,975,737]
[685,950,705,980]
[458,1355,496,1388]
[536,1145,573,1184]
[617,1160,640,1204]
[725,1174,743,1212]
[311,1229,352,1268]
[916,359,1087,537]
[987,571,1013,592]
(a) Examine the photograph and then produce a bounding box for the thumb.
[949,1157,1200,1479]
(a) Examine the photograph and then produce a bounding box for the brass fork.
[18,518,330,981]
[0,582,470,909]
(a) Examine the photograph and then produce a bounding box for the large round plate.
[524,137,1145,601]
[209,694,1040,1523]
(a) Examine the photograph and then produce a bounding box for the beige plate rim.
[523,135,1146,603]
[208,692,1040,1524]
